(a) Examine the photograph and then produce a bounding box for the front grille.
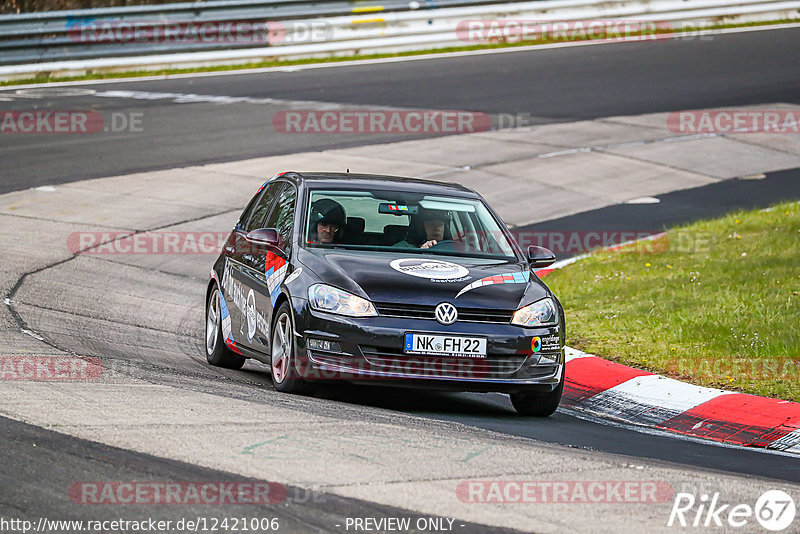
[360,346,527,378]
[374,302,513,324]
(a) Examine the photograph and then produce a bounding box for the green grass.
[544,200,800,401]
[2,18,798,87]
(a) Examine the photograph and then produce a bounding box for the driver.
[419,210,447,249]
[308,198,346,244]
[394,209,449,249]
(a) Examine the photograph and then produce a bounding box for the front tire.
[510,364,564,417]
[270,302,312,394]
[205,286,246,370]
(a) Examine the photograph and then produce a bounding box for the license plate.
[404,333,487,358]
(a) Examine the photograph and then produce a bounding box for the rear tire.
[205,285,246,370]
[510,365,564,417]
[270,302,313,394]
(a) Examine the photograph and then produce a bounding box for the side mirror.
[246,228,281,249]
[527,245,556,268]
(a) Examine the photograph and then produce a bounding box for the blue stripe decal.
[220,293,229,320]
[270,286,281,306]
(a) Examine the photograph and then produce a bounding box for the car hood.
[297,248,549,310]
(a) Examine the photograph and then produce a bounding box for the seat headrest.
[346,217,365,233]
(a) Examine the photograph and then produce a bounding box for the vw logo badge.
[434,302,458,325]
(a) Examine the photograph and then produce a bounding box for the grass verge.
[544,200,800,401]
[1,18,798,87]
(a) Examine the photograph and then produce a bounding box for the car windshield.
[304,189,518,260]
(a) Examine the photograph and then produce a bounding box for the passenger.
[308,199,346,245]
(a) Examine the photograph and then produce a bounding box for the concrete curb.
[534,243,800,455]
[562,348,800,453]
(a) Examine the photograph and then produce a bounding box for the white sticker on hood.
[390,258,469,280]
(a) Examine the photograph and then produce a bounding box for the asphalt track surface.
[518,167,800,259]
[1,26,799,192]
[0,416,522,533]
[2,25,800,529]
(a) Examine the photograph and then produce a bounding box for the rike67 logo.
[668,490,795,531]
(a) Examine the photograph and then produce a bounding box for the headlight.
[308,284,377,317]
[511,298,557,327]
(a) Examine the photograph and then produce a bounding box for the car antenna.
[346,168,350,174]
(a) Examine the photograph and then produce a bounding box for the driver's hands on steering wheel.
[420,240,438,249]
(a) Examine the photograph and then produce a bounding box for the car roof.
[277,171,480,197]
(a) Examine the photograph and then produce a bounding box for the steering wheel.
[426,239,458,249]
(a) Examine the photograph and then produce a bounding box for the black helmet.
[310,198,346,228]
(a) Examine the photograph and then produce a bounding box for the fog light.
[307,338,342,352]
[538,352,560,363]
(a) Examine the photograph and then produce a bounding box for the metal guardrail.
[0,0,798,77]
[0,0,529,65]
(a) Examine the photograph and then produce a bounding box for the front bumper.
[290,297,564,394]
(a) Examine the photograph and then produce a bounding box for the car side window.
[242,182,282,233]
[237,194,261,231]
[263,183,297,254]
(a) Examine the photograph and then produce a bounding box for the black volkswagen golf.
[205,171,565,416]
